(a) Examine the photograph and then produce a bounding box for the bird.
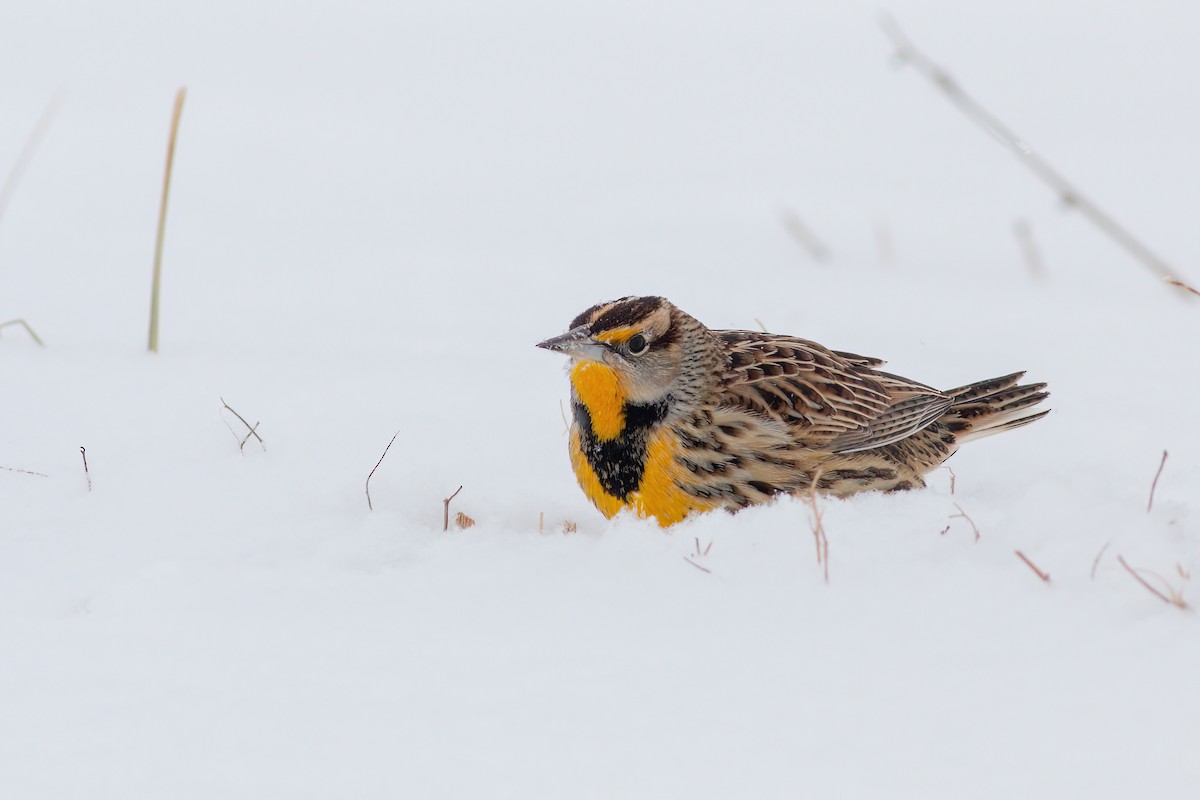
[537,295,1049,527]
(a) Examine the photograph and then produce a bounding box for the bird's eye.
[626,334,649,355]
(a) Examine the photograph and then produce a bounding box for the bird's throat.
[570,361,626,441]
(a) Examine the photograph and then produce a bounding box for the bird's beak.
[536,325,607,361]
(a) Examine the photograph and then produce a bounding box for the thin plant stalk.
[148,87,187,353]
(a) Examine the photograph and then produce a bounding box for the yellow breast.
[568,425,719,527]
[628,428,719,526]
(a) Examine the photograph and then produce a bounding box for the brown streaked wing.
[714,331,951,452]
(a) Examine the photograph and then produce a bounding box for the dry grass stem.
[802,472,830,583]
[1147,450,1168,512]
[558,399,570,434]
[454,512,476,529]
[943,464,956,495]
[442,485,463,532]
[1013,219,1047,279]
[0,319,45,346]
[781,209,832,264]
[365,430,400,511]
[1165,277,1200,297]
[1177,563,1192,581]
[562,521,577,534]
[219,397,265,451]
[1091,540,1112,580]
[950,502,980,542]
[1117,555,1187,608]
[693,537,714,558]
[1,465,49,477]
[683,557,712,574]
[539,511,544,534]
[1015,550,1050,583]
[0,90,64,231]
[79,446,91,492]
[148,87,187,353]
[881,15,1194,299]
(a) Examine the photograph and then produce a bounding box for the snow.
[2,1,1199,797]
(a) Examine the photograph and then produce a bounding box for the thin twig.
[1147,450,1168,512]
[79,446,91,492]
[803,471,830,583]
[1,465,50,477]
[0,319,46,346]
[539,511,544,534]
[443,485,463,532]
[1015,550,1050,582]
[1013,219,1046,279]
[365,430,401,511]
[148,87,187,353]
[0,90,64,231]
[1117,555,1186,608]
[781,209,832,264]
[943,464,956,495]
[219,397,264,449]
[880,15,1194,299]
[1165,277,1200,297]
[950,502,980,541]
[1091,540,1112,580]
[683,557,712,574]
[754,318,769,333]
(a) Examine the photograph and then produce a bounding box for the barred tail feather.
[941,371,1050,445]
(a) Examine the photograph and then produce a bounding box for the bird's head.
[537,296,716,409]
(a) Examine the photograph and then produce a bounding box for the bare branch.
[880,15,1194,299]
[1015,550,1050,583]
[0,319,46,346]
[442,485,463,532]
[365,430,400,511]
[1147,450,1168,512]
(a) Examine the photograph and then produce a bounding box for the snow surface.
[3,1,1199,797]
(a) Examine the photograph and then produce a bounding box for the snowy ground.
[3,1,1199,797]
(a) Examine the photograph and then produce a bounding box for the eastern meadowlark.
[537,296,1049,526]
